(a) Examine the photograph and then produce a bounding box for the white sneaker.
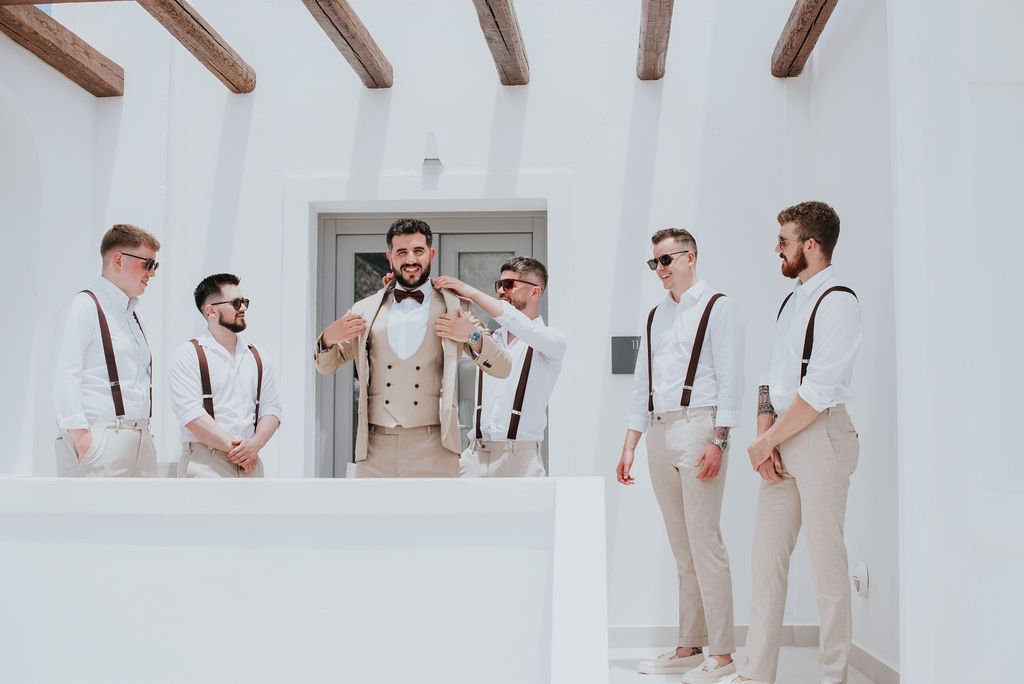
[682,657,737,683]
[636,649,705,674]
[714,674,773,684]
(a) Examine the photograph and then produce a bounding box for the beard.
[499,293,527,311]
[393,262,431,289]
[219,314,247,333]
[780,249,808,279]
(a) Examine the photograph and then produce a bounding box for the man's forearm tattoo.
[714,426,730,441]
[757,384,775,417]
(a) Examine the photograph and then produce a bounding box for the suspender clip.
[201,394,213,399]
[511,409,522,416]
[682,384,693,391]
[109,381,120,388]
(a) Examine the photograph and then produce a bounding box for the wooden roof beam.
[301,0,393,88]
[471,0,529,86]
[771,0,838,78]
[0,4,123,96]
[137,0,255,93]
[637,0,674,80]
[0,1,132,5]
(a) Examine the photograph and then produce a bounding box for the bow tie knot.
[393,288,425,305]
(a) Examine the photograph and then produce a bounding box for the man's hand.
[321,310,366,348]
[69,428,92,460]
[616,448,636,485]
[435,308,476,343]
[694,444,723,480]
[381,272,394,287]
[756,449,784,483]
[432,275,477,299]
[747,433,778,471]
[227,438,260,472]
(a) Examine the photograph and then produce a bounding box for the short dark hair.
[194,273,240,312]
[500,256,548,290]
[650,228,697,257]
[100,224,160,256]
[386,218,433,249]
[777,201,840,260]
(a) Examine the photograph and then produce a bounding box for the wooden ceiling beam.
[771,0,838,78]
[637,0,675,80]
[0,1,131,5]
[471,0,529,86]
[301,0,393,89]
[0,4,123,96]
[137,0,255,93]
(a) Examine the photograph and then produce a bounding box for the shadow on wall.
[0,85,42,475]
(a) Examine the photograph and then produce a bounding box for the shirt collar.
[94,275,137,314]
[795,265,835,298]
[197,330,247,357]
[664,279,708,307]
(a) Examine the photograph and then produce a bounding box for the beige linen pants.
[178,442,264,478]
[459,440,545,477]
[55,418,157,477]
[741,405,859,684]
[358,424,458,478]
[646,406,736,654]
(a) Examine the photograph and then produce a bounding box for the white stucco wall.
[0,0,900,669]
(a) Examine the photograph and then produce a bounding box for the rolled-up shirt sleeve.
[626,323,652,433]
[53,297,92,430]
[708,299,745,428]
[254,349,283,423]
[493,302,567,362]
[797,294,861,411]
[169,343,208,428]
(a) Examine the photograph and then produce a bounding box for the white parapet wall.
[0,477,607,684]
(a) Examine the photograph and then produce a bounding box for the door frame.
[315,211,548,477]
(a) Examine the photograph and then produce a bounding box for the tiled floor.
[610,646,875,684]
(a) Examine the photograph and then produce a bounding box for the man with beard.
[170,273,282,477]
[54,224,161,477]
[315,218,511,478]
[617,228,743,682]
[433,256,566,477]
[724,202,862,684]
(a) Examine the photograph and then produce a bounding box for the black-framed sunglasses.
[494,278,541,292]
[646,250,690,270]
[210,298,250,311]
[121,252,160,272]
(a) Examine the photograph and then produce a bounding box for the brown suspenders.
[190,340,264,428]
[81,290,152,418]
[646,293,726,413]
[776,285,858,383]
[475,344,535,441]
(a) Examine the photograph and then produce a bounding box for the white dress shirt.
[475,302,567,442]
[53,276,152,429]
[627,280,745,433]
[762,265,861,415]
[169,333,283,442]
[387,281,433,360]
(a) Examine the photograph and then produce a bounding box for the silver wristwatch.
[469,330,482,345]
[712,437,729,451]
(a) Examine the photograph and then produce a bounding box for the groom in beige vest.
[315,218,511,477]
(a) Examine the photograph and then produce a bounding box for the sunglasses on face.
[210,298,250,311]
[121,252,159,272]
[646,250,690,270]
[494,278,540,292]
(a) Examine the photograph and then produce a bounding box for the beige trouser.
[459,439,546,477]
[178,442,264,478]
[55,418,157,477]
[357,424,458,478]
[741,405,859,684]
[646,406,736,654]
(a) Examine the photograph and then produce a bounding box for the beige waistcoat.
[367,294,445,428]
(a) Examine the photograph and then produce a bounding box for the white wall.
[0,0,899,668]
[888,0,1024,681]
